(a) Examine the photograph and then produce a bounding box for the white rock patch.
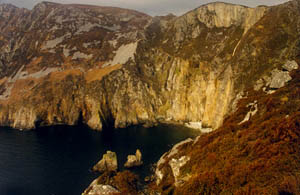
[239,100,258,124]
[41,34,70,50]
[75,23,121,35]
[20,67,61,79]
[185,121,213,133]
[169,156,190,187]
[75,23,98,35]
[155,138,193,185]
[63,47,71,57]
[103,42,138,67]
[72,51,93,60]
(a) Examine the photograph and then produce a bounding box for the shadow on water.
[0,124,199,195]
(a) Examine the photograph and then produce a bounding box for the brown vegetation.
[95,171,140,195]
[85,64,122,83]
[155,68,300,194]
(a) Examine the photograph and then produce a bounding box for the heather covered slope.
[147,1,300,193]
[153,63,300,195]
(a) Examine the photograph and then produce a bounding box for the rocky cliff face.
[0,1,299,130]
[0,2,151,129]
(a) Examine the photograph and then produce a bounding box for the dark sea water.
[0,124,198,195]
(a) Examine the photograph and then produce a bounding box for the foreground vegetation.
[153,68,300,194]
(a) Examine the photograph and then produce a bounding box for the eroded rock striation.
[0,1,299,131]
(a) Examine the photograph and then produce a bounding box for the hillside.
[1,0,300,194]
[0,1,151,130]
[153,67,300,194]
[0,1,297,131]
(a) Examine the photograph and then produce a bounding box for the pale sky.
[0,0,290,16]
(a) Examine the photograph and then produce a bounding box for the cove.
[0,124,198,195]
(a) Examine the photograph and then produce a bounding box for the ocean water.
[0,124,198,195]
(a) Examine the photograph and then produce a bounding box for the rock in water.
[92,151,118,172]
[124,149,143,168]
[136,149,142,162]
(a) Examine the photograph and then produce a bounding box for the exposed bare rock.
[171,2,267,43]
[155,138,193,185]
[194,3,267,33]
[124,149,143,168]
[283,60,299,71]
[254,60,298,92]
[184,122,213,133]
[239,100,258,124]
[269,70,292,89]
[92,151,118,173]
[169,156,190,187]
[82,178,120,195]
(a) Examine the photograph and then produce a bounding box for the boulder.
[269,69,292,89]
[124,149,143,168]
[283,60,299,71]
[92,151,118,172]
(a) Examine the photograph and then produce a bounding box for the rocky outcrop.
[124,149,143,168]
[269,70,292,89]
[82,180,120,195]
[155,138,193,185]
[239,100,258,124]
[283,60,299,71]
[92,151,118,172]
[254,60,299,93]
[173,2,267,42]
[169,156,190,187]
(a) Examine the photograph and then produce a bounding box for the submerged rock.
[124,149,143,168]
[92,151,118,172]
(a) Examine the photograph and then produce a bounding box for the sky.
[0,0,290,16]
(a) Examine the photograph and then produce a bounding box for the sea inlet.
[0,124,198,195]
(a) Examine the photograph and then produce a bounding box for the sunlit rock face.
[0,1,299,130]
[190,3,267,32]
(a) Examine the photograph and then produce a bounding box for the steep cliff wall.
[0,1,299,130]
